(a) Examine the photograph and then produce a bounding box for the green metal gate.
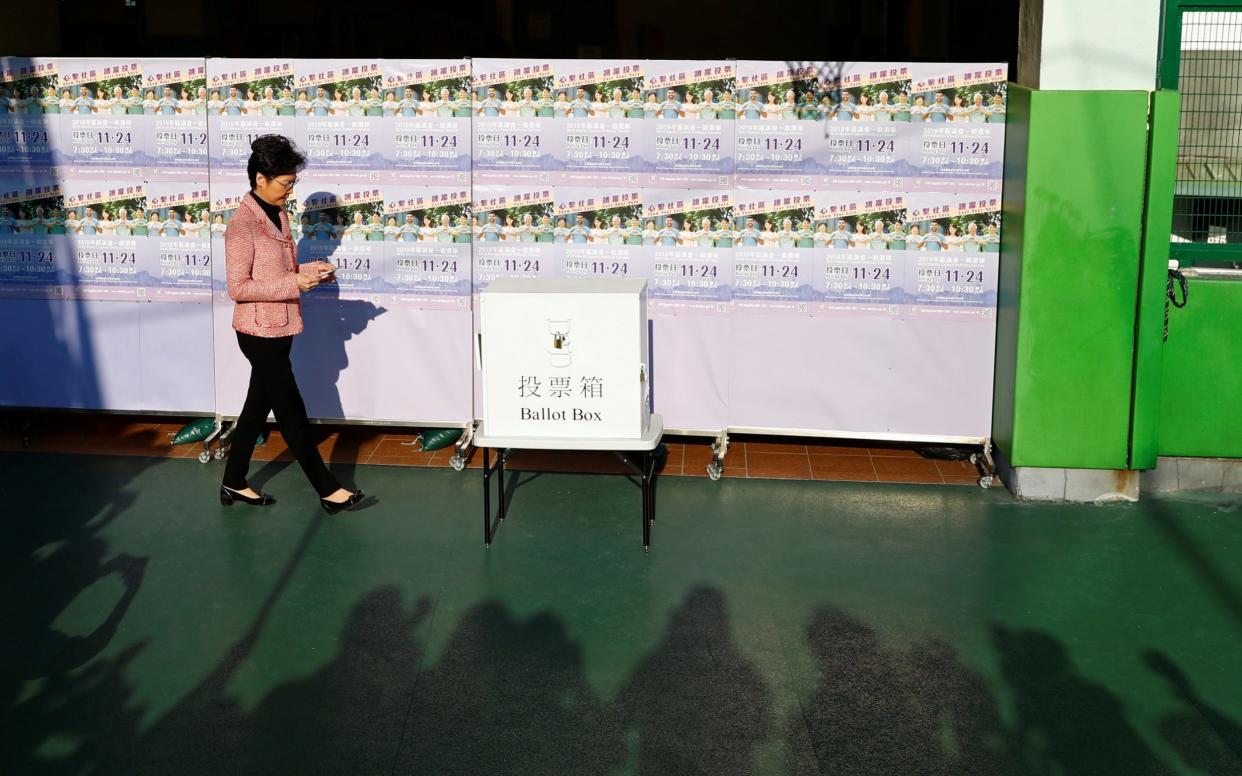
[1161,1,1242,264]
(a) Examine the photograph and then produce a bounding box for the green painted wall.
[1158,280,1242,457]
[1129,90,1181,469]
[993,90,1152,469]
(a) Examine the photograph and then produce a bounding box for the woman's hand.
[295,272,323,293]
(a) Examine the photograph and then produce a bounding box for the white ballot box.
[480,278,651,440]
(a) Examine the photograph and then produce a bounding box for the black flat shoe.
[220,486,276,506]
[320,490,365,515]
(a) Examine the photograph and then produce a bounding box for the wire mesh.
[1172,10,1242,249]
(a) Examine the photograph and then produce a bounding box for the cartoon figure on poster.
[553,188,650,281]
[0,59,60,172]
[553,61,646,185]
[142,182,211,302]
[730,190,818,315]
[734,62,832,188]
[817,63,915,190]
[206,60,297,179]
[382,60,472,184]
[376,186,472,310]
[811,192,907,318]
[55,59,146,178]
[642,61,736,188]
[142,60,208,180]
[472,60,561,183]
[471,186,558,296]
[0,181,77,299]
[642,189,733,314]
[294,60,388,177]
[909,64,1007,191]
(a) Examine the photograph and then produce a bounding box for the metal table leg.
[642,450,651,552]
[482,447,492,547]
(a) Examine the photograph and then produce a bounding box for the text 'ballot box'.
[480,278,650,440]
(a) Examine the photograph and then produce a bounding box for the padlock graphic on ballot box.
[547,318,572,367]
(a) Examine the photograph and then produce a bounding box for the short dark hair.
[247,134,306,188]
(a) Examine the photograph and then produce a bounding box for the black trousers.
[222,332,340,498]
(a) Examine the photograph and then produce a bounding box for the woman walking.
[220,134,365,514]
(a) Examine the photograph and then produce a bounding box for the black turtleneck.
[250,190,283,231]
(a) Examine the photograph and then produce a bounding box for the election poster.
[141,59,209,181]
[811,190,907,319]
[643,60,736,188]
[471,59,560,184]
[381,59,472,184]
[734,61,830,189]
[553,187,650,281]
[552,59,646,186]
[908,63,1007,192]
[206,59,298,183]
[0,58,60,174]
[0,178,73,300]
[730,189,817,316]
[293,59,387,180]
[56,58,146,179]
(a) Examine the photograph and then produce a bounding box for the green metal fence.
[1161,1,1242,264]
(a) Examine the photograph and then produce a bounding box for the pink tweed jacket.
[225,193,317,337]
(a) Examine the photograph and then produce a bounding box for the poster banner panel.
[472,59,561,185]
[0,58,61,174]
[642,61,736,189]
[817,62,915,191]
[381,59,472,185]
[206,59,298,185]
[293,59,387,181]
[903,191,1001,320]
[730,189,819,317]
[552,59,647,186]
[554,187,651,282]
[140,181,212,303]
[55,58,146,179]
[810,190,908,320]
[59,179,150,301]
[0,178,74,300]
[908,63,1007,193]
[641,188,733,317]
[734,61,832,189]
[141,59,209,181]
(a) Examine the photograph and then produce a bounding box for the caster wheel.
[706,461,723,481]
[979,475,994,489]
[213,447,225,461]
[449,453,466,472]
[197,450,211,464]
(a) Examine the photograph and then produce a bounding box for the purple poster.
[294,60,387,180]
[642,188,734,315]
[472,59,560,184]
[0,179,73,299]
[642,61,736,188]
[904,192,1001,319]
[735,61,831,189]
[554,187,651,280]
[206,59,298,183]
[552,60,647,185]
[0,58,60,173]
[908,63,1007,192]
[810,191,908,318]
[375,184,472,310]
[142,60,208,181]
[730,190,818,316]
[142,182,212,303]
[815,62,915,191]
[58,180,148,301]
[381,60,472,184]
[471,184,561,294]
[56,59,146,179]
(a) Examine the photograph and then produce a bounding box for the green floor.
[2,451,1240,775]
